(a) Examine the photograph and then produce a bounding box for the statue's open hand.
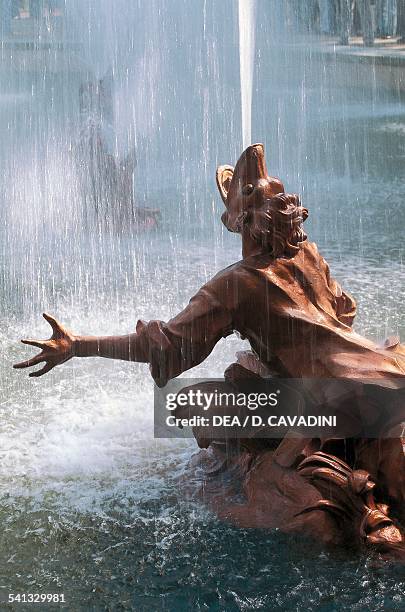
[13,313,75,377]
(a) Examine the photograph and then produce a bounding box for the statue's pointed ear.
[216,165,234,203]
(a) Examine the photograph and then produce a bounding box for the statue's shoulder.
[191,259,253,312]
[209,259,249,283]
[203,259,257,296]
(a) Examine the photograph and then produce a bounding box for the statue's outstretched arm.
[13,313,148,377]
[13,282,233,382]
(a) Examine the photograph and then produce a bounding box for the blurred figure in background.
[398,0,405,41]
[29,0,42,19]
[338,0,353,44]
[76,76,160,232]
[0,0,21,36]
[376,0,397,37]
[1,0,13,35]
[339,0,376,46]
[318,0,337,34]
[358,0,376,45]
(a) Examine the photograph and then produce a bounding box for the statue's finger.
[43,312,62,335]
[29,362,53,378]
[13,354,45,369]
[21,339,46,349]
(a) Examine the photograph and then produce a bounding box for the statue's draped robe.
[136,241,405,530]
[136,241,405,390]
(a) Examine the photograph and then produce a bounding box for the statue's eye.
[242,183,254,196]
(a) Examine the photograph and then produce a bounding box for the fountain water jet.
[238,0,256,149]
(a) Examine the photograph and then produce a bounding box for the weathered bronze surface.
[14,144,405,560]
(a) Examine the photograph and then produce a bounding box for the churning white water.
[238,0,256,149]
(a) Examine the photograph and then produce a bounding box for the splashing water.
[238,0,256,149]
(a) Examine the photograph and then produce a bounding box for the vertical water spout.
[238,0,256,149]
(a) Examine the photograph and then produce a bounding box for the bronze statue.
[14,144,405,560]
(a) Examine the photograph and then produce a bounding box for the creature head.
[216,144,308,257]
